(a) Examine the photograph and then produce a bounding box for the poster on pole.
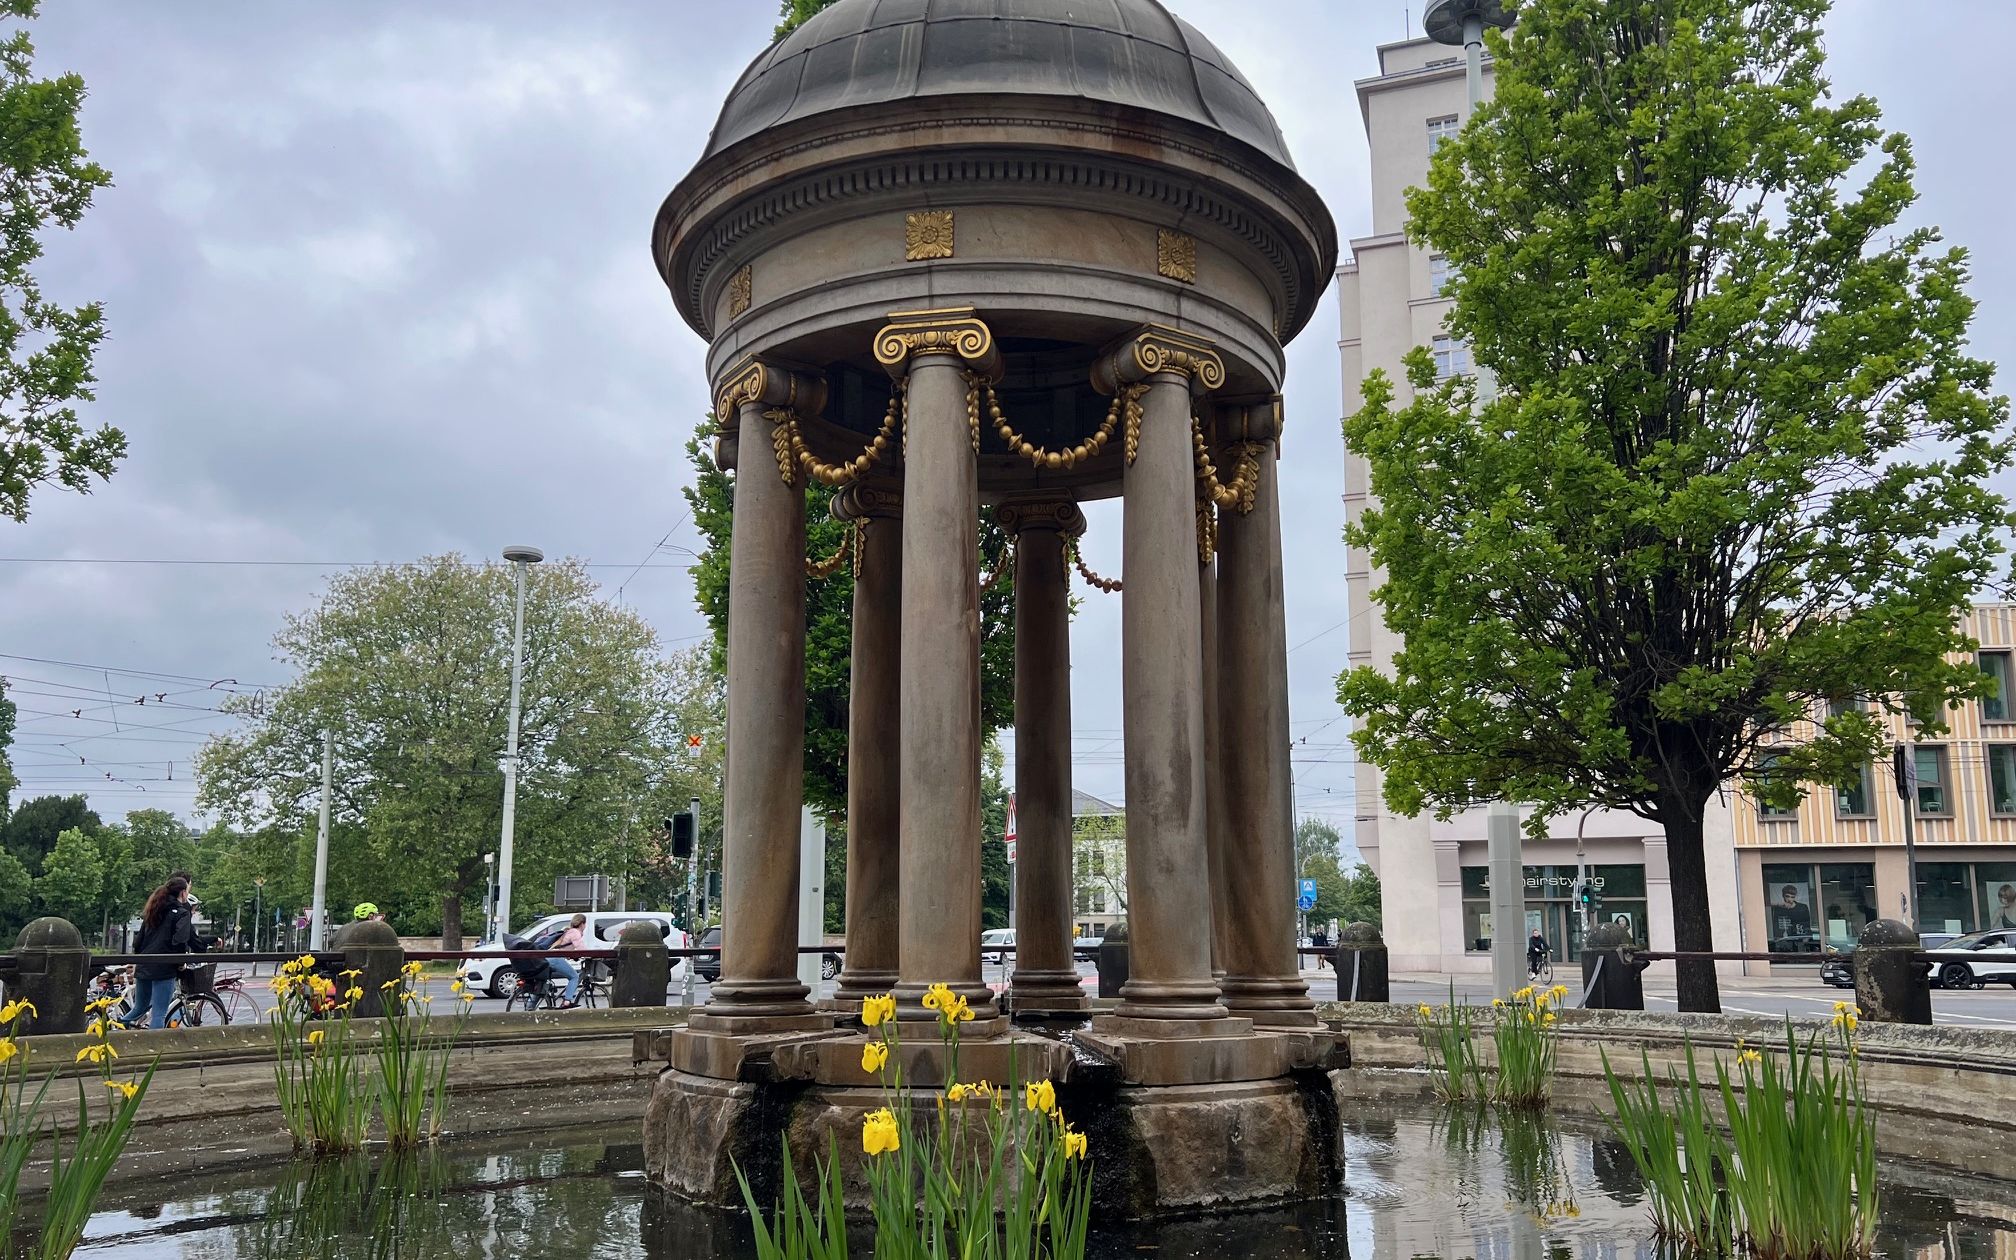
[1003,793,1018,864]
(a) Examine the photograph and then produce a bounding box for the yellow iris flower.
[922,982,954,1012]
[74,1043,116,1065]
[0,999,38,1023]
[1024,1079,1057,1115]
[861,1041,889,1075]
[105,1079,139,1101]
[1062,1125,1088,1160]
[0,1039,17,1064]
[862,1107,900,1156]
[861,994,896,1027]
[307,1029,326,1046]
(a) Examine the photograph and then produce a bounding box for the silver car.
[1925,928,2016,991]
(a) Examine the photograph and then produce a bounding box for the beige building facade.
[1335,36,1741,974]
[1736,605,2016,974]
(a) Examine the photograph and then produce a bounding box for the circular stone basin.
[59,1102,2016,1257]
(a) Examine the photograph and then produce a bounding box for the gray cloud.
[2,3,2006,852]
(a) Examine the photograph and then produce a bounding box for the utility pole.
[682,795,701,1007]
[310,728,333,950]
[496,544,544,939]
[253,877,265,956]
[1894,742,1921,928]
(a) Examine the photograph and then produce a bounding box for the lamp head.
[502,545,544,565]
[1423,0,1513,45]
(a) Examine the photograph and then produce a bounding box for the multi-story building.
[1735,604,2016,973]
[1334,34,1742,973]
[1070,789,1127,939]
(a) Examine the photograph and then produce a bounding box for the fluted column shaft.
[835,482,903,1004]
[702,361,826,1026]
[1216,399,1317,1025]
[1094,328,1228,1022]
[1003,502,1088,1012]
[876,308,1001,1023]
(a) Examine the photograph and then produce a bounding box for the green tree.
[683,418,1017,822]
[980,738,1010,931]
[1340,0,2013,1011]
[196,556,691,950]
[774,0,839,39]
[1293,817,1342,877]
[0,847,29,937]
[0,792,99,875]
[35,824,101,924]
[1304,851,1352,930]
[0,1,122,523]
[1072,812,1126,917]
[1338,862,1382,930]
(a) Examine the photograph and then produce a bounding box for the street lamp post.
[482,852,497,943]
[252,877,266,956]
[1423,0,1513,113]
[495,545,544,941]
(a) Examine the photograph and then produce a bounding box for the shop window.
[1982,651,2013,722]
[1762,864,1819,955]
[1913,745,1950,815]
[1815,864,1876,952]
[1835,763,1873,818]
[1981,864,2016,930]
[1917,862,1976,935]
[1991,746,2016,816]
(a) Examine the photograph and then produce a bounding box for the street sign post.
[1296,878,1317,913]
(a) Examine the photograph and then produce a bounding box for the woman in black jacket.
[130,876,196,1029]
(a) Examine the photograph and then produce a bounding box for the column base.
[1221,975,1320,1027]
[833,969,899,1007]
[1113,978,1228,1022]
[707,975,814,1019]
[1008,969,1089,1013]
[685,1009,837,1037]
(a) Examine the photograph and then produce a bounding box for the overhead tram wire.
[0,556,687,571]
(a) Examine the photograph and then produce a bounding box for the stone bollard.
[8,918,87,1036]
[1096,920,1129,999]
[1853,917,1931,1025]
[1330,921,1389,1003]
[1579,921,1646,1010]
[341,919,405,1019]
[613,921,670,1008]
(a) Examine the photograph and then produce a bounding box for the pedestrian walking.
[129,876,203,1029]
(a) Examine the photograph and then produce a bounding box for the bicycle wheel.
[173,994,231,1028]
[218,987,259,1024]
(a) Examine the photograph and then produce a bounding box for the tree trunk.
[1661,794,1722,1013]
[441,891,463,954]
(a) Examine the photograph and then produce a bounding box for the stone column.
[833,479,903,1005]
[873,308,1002,1024]
[1199,513,1228,983]
[1091,326,1229,1024]
[694,358,829,1031]
[1215,397,1318,1025]
[1000,499,1090,1013]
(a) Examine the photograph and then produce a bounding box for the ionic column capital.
[995,498,1086,537]
[831,479,904,522]
[872,306,1002,381]
[713,354,829,423]
[1091,324,1226,397]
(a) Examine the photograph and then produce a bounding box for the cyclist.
[542,913,588,1009]
[1526,928,1551,979]
[129,876,203,1028]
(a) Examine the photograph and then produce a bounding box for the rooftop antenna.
[1423,0,1514,110]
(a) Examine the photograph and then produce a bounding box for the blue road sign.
[1297,878,1318,912]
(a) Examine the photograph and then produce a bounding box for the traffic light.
[670,813,695,859]
[1577,881,1600,915]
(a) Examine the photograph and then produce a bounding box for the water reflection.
[67,1109,2016,1259]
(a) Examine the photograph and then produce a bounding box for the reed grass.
[373,964,476,1147]
[33,1007,156,1260]
[1413,984,1484,1102]
[268,954,371,1154]
[1602,1007,1876,1260]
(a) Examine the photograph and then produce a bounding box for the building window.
[1826,696,1867,720]
[1761,862,1876,957]
[1982,651,2013,721]
[1431,335,1471,380]
[1429,254,1453,297]
[1835,763,1873,818]
[1762,864,1819,955]
[1914,745,1950,816]
[1917,862,1975,935]
[1982,863,2016,930]
[1427,115,1461,153]
[1756,752,1796,819]
[1425,56,1460,69]
[1991,746,2016,816]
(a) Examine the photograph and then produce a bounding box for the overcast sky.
[1,3,2008,851]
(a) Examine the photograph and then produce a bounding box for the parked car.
[981,928,1015,965]
[1923,928,2016,991]
[690,926,841,983]
[1074,933,1105,962]
[460,911,688,998]
[1820,931,1957,989]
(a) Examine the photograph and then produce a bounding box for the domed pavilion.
[645,0,1343,1214]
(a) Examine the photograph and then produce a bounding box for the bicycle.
[103,964,233,1029]
[211,969,260,1024]
[1527,948,1554,986]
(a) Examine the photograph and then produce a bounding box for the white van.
[460,911,689,998]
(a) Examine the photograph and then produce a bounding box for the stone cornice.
[995,499,1086,537]
[871,307,1002,380]
[656,102,1335,347]
[1091,326,1226,396]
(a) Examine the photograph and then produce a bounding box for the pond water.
[70,1104,2016,1259]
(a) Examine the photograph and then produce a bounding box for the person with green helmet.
[352,902,381,922]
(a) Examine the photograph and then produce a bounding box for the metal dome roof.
[703,0,1297,169]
